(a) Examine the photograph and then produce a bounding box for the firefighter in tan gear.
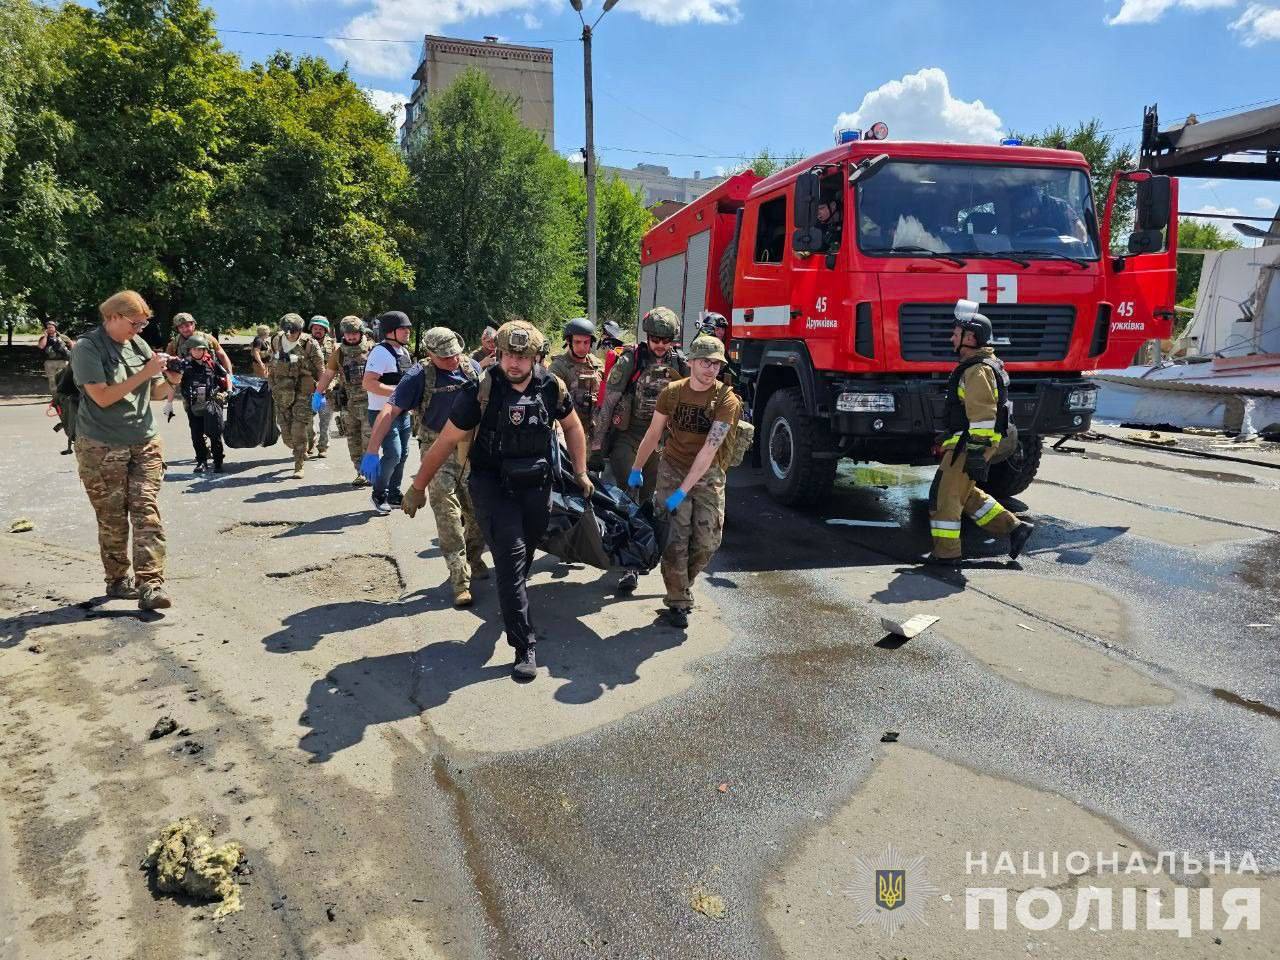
[925,300,1035,566]
[548,317,604,451]
[594,306,689,594]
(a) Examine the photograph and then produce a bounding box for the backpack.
[705,382,754,471]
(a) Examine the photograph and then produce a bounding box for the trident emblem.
[875,869,905,910]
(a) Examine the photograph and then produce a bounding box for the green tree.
[1016,119,1136,251]
[564,171,653,328]
[731,148,802,178]
[1175,218,1241,307]
[402,70,581,345]
[191,53,411,328]
[0,0,96,337]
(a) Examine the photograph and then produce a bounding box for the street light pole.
[582,21,597,326]
[573,0,618,327]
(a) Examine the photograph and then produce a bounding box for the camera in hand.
[166,356,185,373]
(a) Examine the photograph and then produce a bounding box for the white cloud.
[1107,0,1237,26]
[363,88,408,133]
[1231,3,1280,43]
[832,67,1002,144]
[329,0,739,79]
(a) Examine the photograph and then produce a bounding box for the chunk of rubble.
[879,614,939,639]
[149,716,179,740]
[141,817,245,918]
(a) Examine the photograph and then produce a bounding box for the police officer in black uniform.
[402,319,592,681]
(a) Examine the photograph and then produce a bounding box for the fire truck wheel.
[718,237,738,303]
[760,386,836,507]
[984,434,1043,500]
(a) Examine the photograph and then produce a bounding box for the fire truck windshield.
[856,160,1100,262]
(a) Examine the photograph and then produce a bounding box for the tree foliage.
[563,171,652,329]
[1175,218,1241,306]
[402,70,581,345]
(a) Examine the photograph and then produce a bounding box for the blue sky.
[205,0,1278,237]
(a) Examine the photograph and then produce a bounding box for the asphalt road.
[1,379,1277,960]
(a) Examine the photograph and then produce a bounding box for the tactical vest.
[270,333,315,383]
[945,353,1012,438]
[631,347,686,423]
[416,360,479,441]
[551,352,603,422]
[338,339,371,400]
[474,367,557,464]
[372,340,411,387]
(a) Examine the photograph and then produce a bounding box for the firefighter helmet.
[953,299,992,347]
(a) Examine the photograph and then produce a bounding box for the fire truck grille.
[898,304,1077,362]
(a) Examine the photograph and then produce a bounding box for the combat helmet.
[687,335,727,365]
[562,317,597,345]
[641,306,680,340]
[495,319,546,358]
[423,326,464,358]
[309,315,330,334]
[280,312,305,332]
[185,333,210,351]
[339,316,364,337]
[376,310,412,338]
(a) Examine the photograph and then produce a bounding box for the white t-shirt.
[364,341,408,411]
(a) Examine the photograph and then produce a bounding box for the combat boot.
[512,645,537,680]
[193,460,207,474]
[138,582,172,611]
[666,607,689,629]
[453,588,474,608]
[317,446,327,458]
[617,570,639,595]
[213,459,224,473]
[471,557,490,580]
[352,473,369,488]
[1008,521,1035,560]
[292,449,305,479]
[106,577,139,600]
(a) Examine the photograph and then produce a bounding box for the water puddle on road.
[832,462,933,526]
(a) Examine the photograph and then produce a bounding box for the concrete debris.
[28,644,43,654]
[879,614,940,639]
[149,717,179,740]
[1017,623,1036,632]
[690,887,726,920]
[1128,431,1178,446]
[880,731,899,743]
[172,739,204,756]
[141,817,245,918]
[8,518,34,533]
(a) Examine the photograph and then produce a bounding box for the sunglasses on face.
[649,337,673,345]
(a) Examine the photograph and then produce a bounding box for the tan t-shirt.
[654,378,742,474]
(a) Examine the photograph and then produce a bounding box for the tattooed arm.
[678,420,732,494]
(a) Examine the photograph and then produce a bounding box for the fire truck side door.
[1100,172,1178,367]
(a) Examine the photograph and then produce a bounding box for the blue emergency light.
[839,129,861,143]
[1001,137,1023,146]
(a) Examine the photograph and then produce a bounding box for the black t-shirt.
[450,369,572,475]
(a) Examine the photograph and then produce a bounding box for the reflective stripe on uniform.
[941,434,962,449]
[931,520,962,539]
[972,498,1007,526]
[957,384,966,399]
[970,419,996,429]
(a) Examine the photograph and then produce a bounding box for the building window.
[754,195,787,264]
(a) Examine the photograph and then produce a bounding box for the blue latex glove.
[360,452,381,486]
[627,468,644,489]
[664,488,687,512]
[310,392,326,413]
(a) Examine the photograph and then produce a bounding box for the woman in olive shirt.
[70,290,182,610]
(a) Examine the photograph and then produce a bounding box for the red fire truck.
[635,132,1178,505]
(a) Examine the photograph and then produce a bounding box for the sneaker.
[471,558,490,581]
[194,461,207,474]
[317,447,328,459]
[512,645,537,680]
[352,474,369,488]
[617,570,639,595]
[373,496,391,516]
[138,583,172,611]
[453,588,474,609]
[666,607,689,629]
[386,490,403,508]
[106,577,139,600]
[1008,521,1035,560]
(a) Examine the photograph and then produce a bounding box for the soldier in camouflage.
[594,305,689,594]
[315,316,374,487]
[629,335,742,628]
[548,317,604,452]
[307,316,336,458]
[268,313,324,479]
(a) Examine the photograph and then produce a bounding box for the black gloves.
[964,446,990,483]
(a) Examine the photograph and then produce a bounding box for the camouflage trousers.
[44,359,68,394]
[927,449,1019,559]
[609,425,659,504]
[75,436,166,586]
[341,398,371,469]
[272,381,313,464]
[655,459,726,611]
[422,428,486,591]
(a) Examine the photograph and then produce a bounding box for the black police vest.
[374,341,411,386]
[945,354,1012,436]
[44,335,70,361]
[475,369,556,463]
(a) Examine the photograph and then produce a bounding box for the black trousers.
[467,470,551,650]
[185,405,224,465]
